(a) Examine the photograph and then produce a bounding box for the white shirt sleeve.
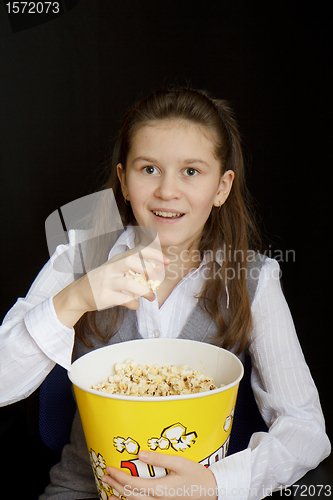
[209,258,331,499]
[0,234,77,407]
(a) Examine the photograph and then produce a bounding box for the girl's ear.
[117,164,128,199]
[213,169,234,207]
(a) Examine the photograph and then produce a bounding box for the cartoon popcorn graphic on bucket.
[147,422,197,452]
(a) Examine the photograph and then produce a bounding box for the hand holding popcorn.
[53,241,167,328]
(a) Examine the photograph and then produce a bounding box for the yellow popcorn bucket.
[69,339,244,500]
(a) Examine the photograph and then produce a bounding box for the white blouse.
[0,228,330,499]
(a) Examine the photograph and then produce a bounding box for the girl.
[0,87,330,499]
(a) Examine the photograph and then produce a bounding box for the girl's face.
[117,120,234,253]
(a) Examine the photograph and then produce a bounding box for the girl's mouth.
[152,210,185,219]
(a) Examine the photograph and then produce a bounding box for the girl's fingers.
[130,245,169,268]
[84,243,166,312]
[117,277,157,298]
[103,466,154,492]
[141,291,157,302]
[120,290,156,308]
[102,454,218,500]
[103,453,184,491]
[101,473,125,495]
[87,267,157,311]
[111,254,160,281]
[138,450,187,473]
[130,258,159,281]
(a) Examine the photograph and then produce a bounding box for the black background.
[0,0,332,496]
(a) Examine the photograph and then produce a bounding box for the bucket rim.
[68,339,244,402]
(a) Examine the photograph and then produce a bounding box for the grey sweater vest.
[40,254,266,500]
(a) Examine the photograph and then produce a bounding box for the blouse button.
[152,330,159,338]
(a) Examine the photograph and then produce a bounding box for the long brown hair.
[75,87,261,353]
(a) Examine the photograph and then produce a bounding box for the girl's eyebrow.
[183,158,210,167]
[132,156,158,164]
[132,156,210,167]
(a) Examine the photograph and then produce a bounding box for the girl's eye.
[143,165,158,175]
[184,167,199,177]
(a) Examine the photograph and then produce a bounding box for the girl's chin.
[159,237,186,252]
[159,235,200,254]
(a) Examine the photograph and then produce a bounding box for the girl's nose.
[154,173,181,200]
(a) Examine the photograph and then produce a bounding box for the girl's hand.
[102,451,218,500]
[53,246,168,328]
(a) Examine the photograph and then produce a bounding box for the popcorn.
[92,359,219,396]
[124,269,161,292]
[124,260,161,295]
